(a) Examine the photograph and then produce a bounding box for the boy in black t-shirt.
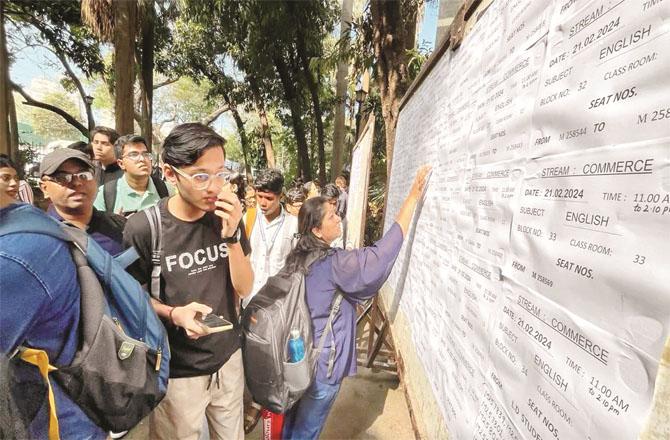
[124,123,253,440]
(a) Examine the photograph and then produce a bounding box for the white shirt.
[244,206,298,306]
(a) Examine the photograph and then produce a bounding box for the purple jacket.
[305,222,404,384]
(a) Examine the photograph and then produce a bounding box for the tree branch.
[11,81,89,137]
[200,104,231,126]
[153,77,179,89]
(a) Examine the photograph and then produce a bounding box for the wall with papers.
[380,0,670,438]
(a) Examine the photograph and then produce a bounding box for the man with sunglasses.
[94,134,169,217]
[123,123,253,440]
[39,148,126,256]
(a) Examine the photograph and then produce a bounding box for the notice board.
[381,0,670,438]
[346,115,375,248]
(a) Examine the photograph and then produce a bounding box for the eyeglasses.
[44,171,95,185]
[171,166,237,190]
[122,151,153,162]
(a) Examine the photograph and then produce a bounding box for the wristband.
[169,306,177,324]
[222,228,241,244]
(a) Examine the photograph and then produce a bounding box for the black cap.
[40,148,94,176]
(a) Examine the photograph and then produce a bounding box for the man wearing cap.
[39,148,126,256]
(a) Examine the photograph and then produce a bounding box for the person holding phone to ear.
[124,123,253,440]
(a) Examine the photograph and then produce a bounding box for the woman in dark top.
[282,166,431,439]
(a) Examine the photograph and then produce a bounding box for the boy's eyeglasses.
[122,152,153,162]
[44,171,95,186]
[171,166,237,190]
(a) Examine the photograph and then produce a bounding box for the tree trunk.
[0,3,11,156]
[370,0,417,179]
[7,89,19,154]
[331,0,353,181]
[292,10,326,184]
[250,80,275,168]
[228,101,252,177]
[113,0,137,134]
[139,1,154,149]
[273,55,312,181]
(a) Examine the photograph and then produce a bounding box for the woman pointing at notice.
[281,165,431,439]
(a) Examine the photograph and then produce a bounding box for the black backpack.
[241,252,343,414]
[103,174,169,215]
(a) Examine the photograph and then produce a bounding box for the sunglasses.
[44,171,95,185]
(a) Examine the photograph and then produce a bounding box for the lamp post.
[354,87,368,141]
[83,95,95,134]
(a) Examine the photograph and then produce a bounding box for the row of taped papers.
[487,279,658,440]
[468,42,545,165]
[503,138,670,360]
[381,0,670,439]
[457,158,522,266]
[531,0,670,156]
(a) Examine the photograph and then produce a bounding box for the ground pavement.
[126,367,415,440]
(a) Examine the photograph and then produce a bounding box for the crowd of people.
[0,122,429,440]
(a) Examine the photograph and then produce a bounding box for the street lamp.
[354,86,368,140]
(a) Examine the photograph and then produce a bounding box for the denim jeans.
[282,379,342,440]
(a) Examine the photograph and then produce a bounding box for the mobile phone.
[195,313,234,334]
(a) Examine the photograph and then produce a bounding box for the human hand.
[215,182,243,238]
[170,302,213,339]
[409,165,432,200]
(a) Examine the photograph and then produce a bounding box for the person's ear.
[162,164,177,185]
[39,180,50,199]
[118,158,126,171]
[311,226,323,240]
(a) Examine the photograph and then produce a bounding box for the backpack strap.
[145,205,163,300]
[245,207,257,239]
[315,292,344,379]
[19,348,60,440]
[0,204,68,241]
[151,175,170,198]
[103,179,118,214]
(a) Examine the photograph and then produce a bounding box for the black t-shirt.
[123,199,251,378]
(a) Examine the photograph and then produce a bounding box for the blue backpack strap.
[0,204,69,242]
[114,247,140,269]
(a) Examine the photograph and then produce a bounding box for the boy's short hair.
[285,186,305,204]
[253,168,284,195]
[67,141,94,160]
[114,135,148,159]
[322,183,340,200]
[90,126,119,144]
[161,123,226,167]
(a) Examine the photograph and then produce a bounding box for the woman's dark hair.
[0,154,16,170]
[161,123,226,167]
[283,197,332,273]
[322,183,340,200]
[254,168,284,194]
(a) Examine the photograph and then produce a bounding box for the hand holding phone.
[215,178,243,239]
[195,313,234,334]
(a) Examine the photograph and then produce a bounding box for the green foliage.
[16,90,86,143]
[5,0,106,78]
